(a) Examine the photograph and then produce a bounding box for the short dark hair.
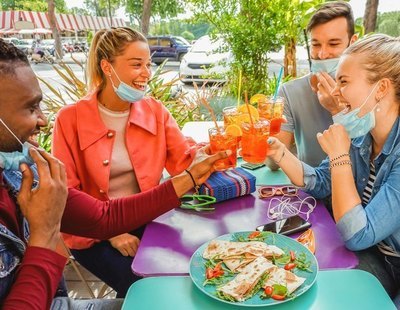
[307,1,355,39]
[0,39,30,77]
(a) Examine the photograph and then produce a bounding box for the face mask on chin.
[332,82,380,139]
[0,118,34,171]
[310,58,340,78]
[109,65,146,103]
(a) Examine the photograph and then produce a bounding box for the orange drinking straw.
[244,91,254,127]
[201,98,220,132]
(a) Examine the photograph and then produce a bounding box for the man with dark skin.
[0,39,228,309]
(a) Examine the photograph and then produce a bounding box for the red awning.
[0,10,125,32]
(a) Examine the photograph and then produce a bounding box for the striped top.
[362,162,376,206]
[362,161,400,257]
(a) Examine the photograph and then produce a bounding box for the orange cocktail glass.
[208,127,238,170]
[241,120,270,164]
[257,96,284,135]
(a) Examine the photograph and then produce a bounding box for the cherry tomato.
[264,286,273,296]
[290,250,296,262]
[248,231,261,239]
[214,262,222,271]
[284,263,297,271]
[206,267,214,279]
[271,294,286,301]
[213,270,224,277]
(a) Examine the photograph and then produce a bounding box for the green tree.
[188,0,291,96]
[280,0,324,78]
[0,0,68,12]
[84,0,122,18]
[363,0,379,33]
[125,0,184,33]
[377,11,400,37]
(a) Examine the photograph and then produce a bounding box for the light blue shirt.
[302,117,400,253]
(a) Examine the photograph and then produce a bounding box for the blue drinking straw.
[273,66,284,102]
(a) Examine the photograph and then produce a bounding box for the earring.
[376,99,381,112]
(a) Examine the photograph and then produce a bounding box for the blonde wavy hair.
[343,34,400,105]
[86,27,147,92]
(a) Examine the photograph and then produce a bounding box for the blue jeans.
[71,231,142,298]
[356,247,400,298]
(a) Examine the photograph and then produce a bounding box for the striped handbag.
[199,167,256,202]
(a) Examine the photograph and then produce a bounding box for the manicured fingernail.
[20,164,27,173]
[225,150,232,156]
[267,138,274,145]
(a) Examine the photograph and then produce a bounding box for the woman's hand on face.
[317,123,351,157]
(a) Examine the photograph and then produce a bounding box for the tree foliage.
[83,0,122,17]
[125,0,184,25]
[188,0,299,96]
[0,0,68,12]
[377,11,400,37]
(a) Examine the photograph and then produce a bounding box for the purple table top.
[132,189,358,277]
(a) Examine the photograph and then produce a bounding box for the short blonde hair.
[343,34,400,104]
[87,27,147,92]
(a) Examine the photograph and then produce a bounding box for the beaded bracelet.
[329,160,352,170]
[329,153,350,163]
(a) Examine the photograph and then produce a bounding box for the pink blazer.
[52,92,196,249]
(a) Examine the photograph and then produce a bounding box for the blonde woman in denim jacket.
[267,34,400,302]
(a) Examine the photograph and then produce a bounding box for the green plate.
[189,231,318,307]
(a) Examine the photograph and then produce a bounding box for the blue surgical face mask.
[109,65,146,103]
[0,118,34,171]
[311,58,340,77]
[332,83,379,139]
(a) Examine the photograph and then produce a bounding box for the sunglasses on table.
[179,194,216,211]
[258,186,298,198]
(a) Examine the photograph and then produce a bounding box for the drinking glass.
[208,127,238,170]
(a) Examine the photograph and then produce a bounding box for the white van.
[179,35,232,84]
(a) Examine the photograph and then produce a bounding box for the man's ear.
[349,34,358,45]
[100,59,112,77]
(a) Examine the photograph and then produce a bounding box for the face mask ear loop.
[356,82,380,118]
[0,118,24,147]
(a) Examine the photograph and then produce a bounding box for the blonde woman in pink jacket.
[52,27,197,297]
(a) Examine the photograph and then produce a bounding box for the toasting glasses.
[258,186,298,198]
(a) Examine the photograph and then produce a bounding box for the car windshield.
[191,37,225,53]
[175,36,190,46]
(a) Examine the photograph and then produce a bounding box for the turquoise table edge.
[122,270,396,310]
[238,158,291,186]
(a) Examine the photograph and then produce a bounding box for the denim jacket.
[0,169,34,302]
[302,117,400,253]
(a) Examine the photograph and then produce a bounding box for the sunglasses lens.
[260,187,275,197]
[282,187,297,195]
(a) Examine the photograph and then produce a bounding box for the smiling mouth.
[132,82,147,91]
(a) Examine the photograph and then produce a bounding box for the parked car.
[147,35,191,65]
[179,35,232,84]
[2,37,20,45]
[15,39,35,55]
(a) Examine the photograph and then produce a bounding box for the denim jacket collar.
[351,117,400,163]
[76,91,157,151]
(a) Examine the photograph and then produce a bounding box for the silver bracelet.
[274,149,286,164]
